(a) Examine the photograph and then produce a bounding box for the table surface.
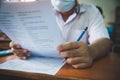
[0,52,120,80]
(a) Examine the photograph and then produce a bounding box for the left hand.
[57,41,93,68]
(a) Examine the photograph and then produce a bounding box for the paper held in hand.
[0,0,65,75]
[0,0,64,57]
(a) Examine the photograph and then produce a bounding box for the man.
[10,0,112,68]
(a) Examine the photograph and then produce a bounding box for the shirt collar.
[54,4,87,15]
[54,4,87,25]
[78,4,87,14]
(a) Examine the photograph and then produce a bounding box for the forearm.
[88,38,113,60]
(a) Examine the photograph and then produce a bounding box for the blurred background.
[78,0,120,23]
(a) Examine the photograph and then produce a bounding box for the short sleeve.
[88,5,110,44]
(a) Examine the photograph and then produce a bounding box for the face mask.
[51,0,75,12]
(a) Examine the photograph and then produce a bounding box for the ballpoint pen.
[77,27,88,41]
[0,49,13,56]
[63,27,88,62]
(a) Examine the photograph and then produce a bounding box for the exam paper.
[0,0,65,75]
[0,0,64,57]
[0,57,65,75]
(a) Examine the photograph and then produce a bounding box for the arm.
[89,38,112,61]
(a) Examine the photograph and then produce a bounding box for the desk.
[0,52,120,80]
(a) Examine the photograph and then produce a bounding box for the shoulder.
[79,3,97,10]
[78,3,98,14]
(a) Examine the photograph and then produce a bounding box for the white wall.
[78,0,120,23]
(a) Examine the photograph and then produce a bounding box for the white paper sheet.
[0,0,65,75]
[0,56,65,75]
[0,0,64,57]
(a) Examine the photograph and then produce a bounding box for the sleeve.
[87,5,110,44]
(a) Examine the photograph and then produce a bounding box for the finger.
[13,49,30,57]
[9,41,21,49]
[17,51,30,57]
[18,56,27,60]
[57,42,80,51]
[66,57,85,65]
[72,62,92,69]
[59,48,81,58]
[14,53,28,60]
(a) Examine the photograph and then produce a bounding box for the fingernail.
[23,49,27,53]
[16,45,20,48]
[23,57,26,60]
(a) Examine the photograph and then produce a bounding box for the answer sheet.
[0,57,65,75]
[0,0,65,75]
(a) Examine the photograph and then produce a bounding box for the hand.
[9,41,31,60]
[57,42,93,68]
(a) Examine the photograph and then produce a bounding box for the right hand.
[9,41,31,60]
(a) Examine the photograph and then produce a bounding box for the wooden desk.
[0,52,120,80]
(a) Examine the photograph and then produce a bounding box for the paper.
[0,0,64,57]
[0,57,65,75]
[0,0,65,75]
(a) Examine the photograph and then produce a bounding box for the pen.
[0,49,13,56]
[77,27,88,41]
[63,27,88,62]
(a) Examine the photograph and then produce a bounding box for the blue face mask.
[51,0,75,12]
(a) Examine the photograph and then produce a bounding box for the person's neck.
[60,3,77,22]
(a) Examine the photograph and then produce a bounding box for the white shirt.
[55,3,109,44]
